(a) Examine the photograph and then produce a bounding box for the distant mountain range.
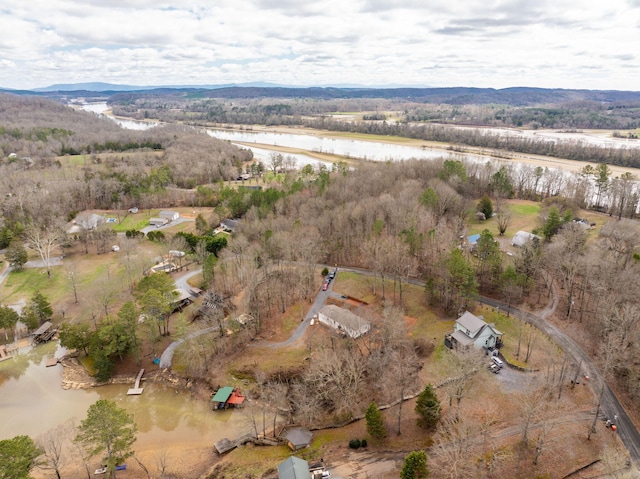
[31,81,291,92]
[3,82,640,106]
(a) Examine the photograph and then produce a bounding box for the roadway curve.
[162,264,640,465]
[335,266,640,466]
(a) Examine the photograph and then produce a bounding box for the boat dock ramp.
[127,369,145,395]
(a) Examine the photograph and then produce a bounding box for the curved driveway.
[160,263,640,466]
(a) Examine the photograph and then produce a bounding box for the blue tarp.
[467,234,481,245]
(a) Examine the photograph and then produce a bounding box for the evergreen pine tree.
[415,384,441,429]
[400,450,429,479]
[365,402,386,439]
[477,195,493,219]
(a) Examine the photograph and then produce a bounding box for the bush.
[147,230,165,242]
[348,439,361,449]
[321,267,329,276]
[360,439,367,448]
[125,229,144,238]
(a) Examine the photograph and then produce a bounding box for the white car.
[322,471,331,478]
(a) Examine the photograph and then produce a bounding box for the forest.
[1,91,640,478]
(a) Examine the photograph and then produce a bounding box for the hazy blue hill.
[32,81,288,92]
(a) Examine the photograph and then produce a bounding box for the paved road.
[480,295,640,467]
[333,265,640,467]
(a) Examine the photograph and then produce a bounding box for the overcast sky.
[1,0,639,91]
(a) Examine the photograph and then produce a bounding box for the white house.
[318,304,370,339]
[159,211,179,222]
[446,311,503,350]
[511,230,541,247]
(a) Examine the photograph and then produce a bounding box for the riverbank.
[209,122,640,177]
[60,356,211,399]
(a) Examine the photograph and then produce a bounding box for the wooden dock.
[127,369,145,395]
[0,345,11,362]
[45,357,59,367]
[214,433,256,455]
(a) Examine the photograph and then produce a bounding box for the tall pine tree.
[415,384,441,429]
[365,402,386,439]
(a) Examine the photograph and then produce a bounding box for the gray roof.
[319,305,370,334]
[451,330,475,346]
[278,456,310,479]
[512,230,540,246]
[221,219,239,230]
[31,321,53,336]
[456,311,486,336]
[285,428,313,448]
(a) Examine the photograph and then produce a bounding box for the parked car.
[487,363,500,374]
[322,282,329,291]
[491,356,504,368]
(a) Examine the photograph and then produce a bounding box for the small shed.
[278,456,310,479]
[211,386,245,409]
[31,321,56,343]
[159,211,179,222]
[170,289,192,312]
[284,428,313,451]
[318,305,370,339]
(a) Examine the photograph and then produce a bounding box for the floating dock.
[127,369,145,395]
[45,357,59,367]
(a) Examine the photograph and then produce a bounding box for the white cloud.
[0,0,638,90]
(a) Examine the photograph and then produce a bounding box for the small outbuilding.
[284,427,313,451]
[31,321,56,343]
[318,304,370,339]
[277,456,310,479]
[211,386,245,409]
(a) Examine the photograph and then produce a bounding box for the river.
[77,101,485,166]
[0,341,247,448]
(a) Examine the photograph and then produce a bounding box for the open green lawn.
[468,199,542,238]
[111,214,151,232]
[1,267,68,304]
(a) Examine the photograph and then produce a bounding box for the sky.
[1,0,639,91]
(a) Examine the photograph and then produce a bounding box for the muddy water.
[0,342,248,448]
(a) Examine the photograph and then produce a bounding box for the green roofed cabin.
[278,456,310,479]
